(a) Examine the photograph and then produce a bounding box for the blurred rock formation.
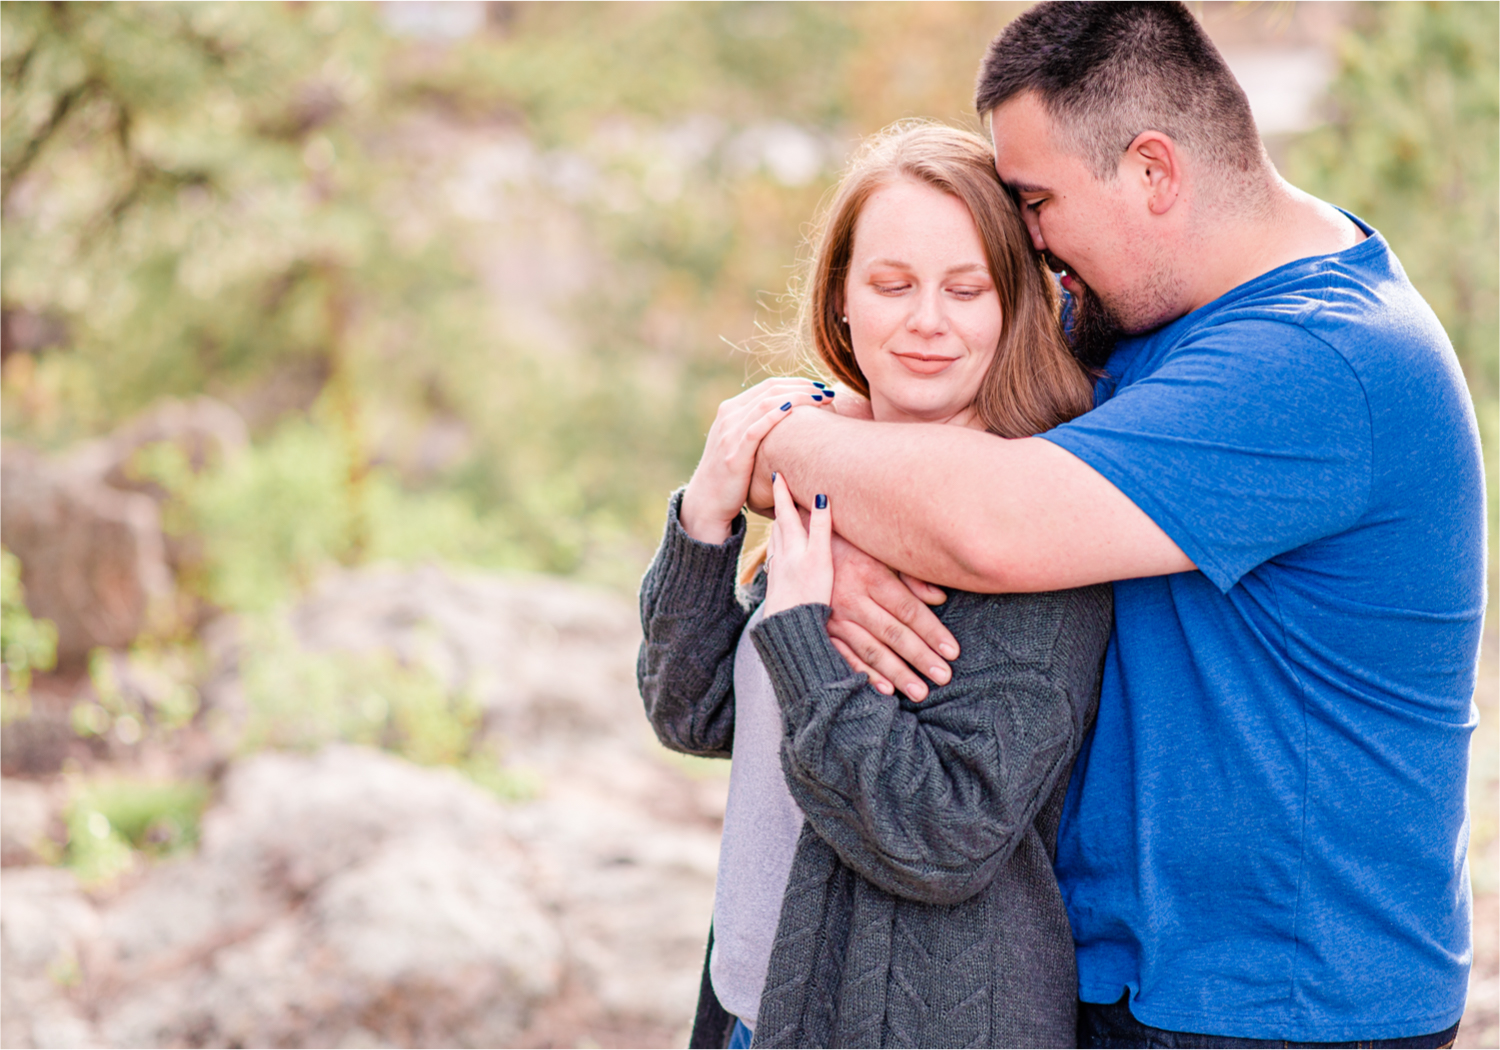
[1,566,726,1049]
[0,446,171,668]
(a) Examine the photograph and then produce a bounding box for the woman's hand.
[680,378,832,544]
[763,473,833,615]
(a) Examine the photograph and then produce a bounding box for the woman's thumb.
[809,492,832,556]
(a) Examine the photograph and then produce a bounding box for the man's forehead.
[987,97,1071,190]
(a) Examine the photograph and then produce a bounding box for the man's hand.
[827,534,958,702]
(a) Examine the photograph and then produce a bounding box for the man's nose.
[1023,211,1046,252]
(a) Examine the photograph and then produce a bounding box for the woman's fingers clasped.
[678,377,834,543]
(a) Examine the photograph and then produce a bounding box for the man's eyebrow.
[1006,181,1048,194]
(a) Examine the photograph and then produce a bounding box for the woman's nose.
[907,287,948,336]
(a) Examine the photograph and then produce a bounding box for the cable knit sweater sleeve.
[749,586,1111,906]
[637,488,765,758]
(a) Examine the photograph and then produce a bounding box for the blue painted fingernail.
[812,394,823,401]
[780,402,792,411]
[825,388,836,396]
[813,381,828,388]
[815,494,827,510]
[771,472,778,482]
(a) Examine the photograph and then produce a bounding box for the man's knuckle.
[893,597,923,623]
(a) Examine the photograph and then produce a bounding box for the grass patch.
[65,777,211,884]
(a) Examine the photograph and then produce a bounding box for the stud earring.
[841,315,848,324]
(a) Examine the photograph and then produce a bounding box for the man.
[750,3,1485,1046]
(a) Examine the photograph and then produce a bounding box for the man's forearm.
[755,406,1192,592]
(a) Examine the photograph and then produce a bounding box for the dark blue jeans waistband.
[1078,994,1460,1049]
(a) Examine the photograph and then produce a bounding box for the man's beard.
[1049,249,1183,371]
[1055,260,1123,371]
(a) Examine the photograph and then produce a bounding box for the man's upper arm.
[953,437,1194,592]
[757,321,1370,594]
[1038,321,1372,593]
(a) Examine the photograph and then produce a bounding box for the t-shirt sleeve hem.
[1038,430,1243,593]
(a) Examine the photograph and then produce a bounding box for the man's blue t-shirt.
[1042,216,1485,1042]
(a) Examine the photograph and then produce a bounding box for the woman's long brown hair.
[741,121,1095,584]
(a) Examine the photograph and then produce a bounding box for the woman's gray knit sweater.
[638,492,1112,1048]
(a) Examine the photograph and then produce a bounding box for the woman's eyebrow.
[866,258,989,275]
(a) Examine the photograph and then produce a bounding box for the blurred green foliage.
[0,1,1494,694]
[134,425,524,613]
[0,1,1024,595]
[1285,0,1498,398]
[74,644,201,744]
[1,546,57,717]
[65,775,210,883]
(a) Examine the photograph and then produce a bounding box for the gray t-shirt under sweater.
[709,604,805,1030]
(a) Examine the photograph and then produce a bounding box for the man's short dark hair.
[975,2,1264,180]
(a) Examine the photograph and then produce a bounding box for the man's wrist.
[752,406,842,512]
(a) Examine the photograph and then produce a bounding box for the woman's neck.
[869,400,987,430]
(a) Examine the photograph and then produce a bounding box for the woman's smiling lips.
[892,351,960,375]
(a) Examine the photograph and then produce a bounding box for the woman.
[638,122,1111,1049]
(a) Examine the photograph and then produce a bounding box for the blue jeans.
[1079,995,1461,1049]
[728,1018,753,1049]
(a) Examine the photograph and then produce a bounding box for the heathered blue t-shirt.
[1042,215,1486,1042]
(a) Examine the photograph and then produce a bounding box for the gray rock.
[2,566,725,1048]
[275,567,724,1036]
[286,564,643,746]
[90,746,562,1049]
[0,867,103,1049]
[0,779,61,867]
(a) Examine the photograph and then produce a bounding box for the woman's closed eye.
[947,285,989,300]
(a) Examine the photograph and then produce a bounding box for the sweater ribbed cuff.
[749,603,857,709]
[647,488,748,615]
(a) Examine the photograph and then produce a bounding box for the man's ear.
[1124,131,1182,216]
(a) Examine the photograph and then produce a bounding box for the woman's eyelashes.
[867,280,992,299]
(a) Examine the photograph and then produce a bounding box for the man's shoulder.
[1185,231,1451,371]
